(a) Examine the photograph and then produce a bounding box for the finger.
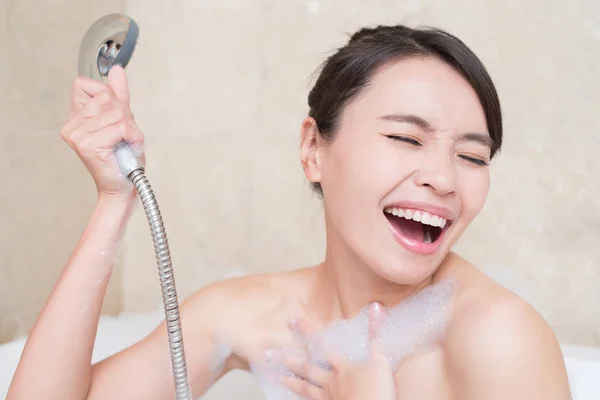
[108,65,130,106]
[276,374,325,400]
[321,346,344,372]
[63,91,120,139]
[289,317,324,366]
[281,353,330,388]
[69,108,128,145]
[368,302,387,357]
[289,317,314,343]
[368,302,386,339]
[63,89,129,145]
[290,316,343,371]
[76,121,142,157]
[289,316,318,357]
[69,77,108,118]
[80,89,127,120]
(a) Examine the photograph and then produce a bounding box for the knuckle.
[97,90,112,104]
[70,127,82,140]
[300,361,309,376]
[73,76,87,91]
[77,137,91,153]
[300,382,312,396]
[85,103,100,117]
[71,138,83,152]
[116,120,129,134]
[59,126,69,140]
[65,138,75,149]
[113,107,126,121]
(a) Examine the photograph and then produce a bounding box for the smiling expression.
[302,56,493,284]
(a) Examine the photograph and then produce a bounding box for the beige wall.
[2,0,599,346]
[0,0,126,342]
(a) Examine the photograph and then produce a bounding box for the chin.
[371,259,439,286]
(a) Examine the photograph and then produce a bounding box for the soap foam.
[112,141,144,185]
[250,279,456,400]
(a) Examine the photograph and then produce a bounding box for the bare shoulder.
[443,259,572,399]
[183,268,308,318]
[181,268,311,353]
[89,271,310,397]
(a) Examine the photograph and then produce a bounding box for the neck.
[310,232,434,323]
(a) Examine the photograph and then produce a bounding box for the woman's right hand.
[60,66,145,200]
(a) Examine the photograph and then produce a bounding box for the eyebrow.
[459,132,494,149]
[380,113,433,132]
[379,112,494,149]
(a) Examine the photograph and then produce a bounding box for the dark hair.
[308,24,503,194]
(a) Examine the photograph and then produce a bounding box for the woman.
[8,24,571,399]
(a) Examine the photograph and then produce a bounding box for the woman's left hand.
[276,303,396,400]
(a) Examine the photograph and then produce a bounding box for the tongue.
[390,215,425,242]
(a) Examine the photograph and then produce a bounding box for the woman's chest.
[229,323,452,400]
[394,347,453,399]
[231,347,451,400]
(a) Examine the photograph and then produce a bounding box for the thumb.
[368,303,386,356]
[108,65,130,105]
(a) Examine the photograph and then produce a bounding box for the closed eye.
[385,135,422,146]
[459,155,489,166]
[385,134,488,166]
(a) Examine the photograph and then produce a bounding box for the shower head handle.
[78,13,139,83]
[78,13,143,177]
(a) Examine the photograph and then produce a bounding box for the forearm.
[8,194,135,400]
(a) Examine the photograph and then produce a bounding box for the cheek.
[458,169,490,217]
[319,137,397,245]
[324,138,403,203]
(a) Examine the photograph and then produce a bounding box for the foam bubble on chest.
[250,279,457,400]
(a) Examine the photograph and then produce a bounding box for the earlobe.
[300,117,323,184]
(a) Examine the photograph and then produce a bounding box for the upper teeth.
[384,207,448,228]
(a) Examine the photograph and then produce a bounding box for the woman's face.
[302,56,492,284]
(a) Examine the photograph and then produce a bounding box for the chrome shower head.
[78,13,139,82]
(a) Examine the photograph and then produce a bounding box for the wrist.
[97,190,137,207]
[95,192,137,224]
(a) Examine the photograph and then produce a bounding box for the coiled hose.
[129,169,192,400]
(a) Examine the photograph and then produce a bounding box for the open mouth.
[384,207,451,247]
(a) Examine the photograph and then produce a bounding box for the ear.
[300,117,323,185]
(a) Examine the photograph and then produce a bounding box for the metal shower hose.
[128,168,192,400]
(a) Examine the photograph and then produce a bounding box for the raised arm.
[8,67,233,399]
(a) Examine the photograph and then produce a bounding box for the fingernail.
[370,302,386,321]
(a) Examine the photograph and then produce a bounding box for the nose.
[413,154,457,196]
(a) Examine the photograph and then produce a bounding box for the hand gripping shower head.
[78,13,143,177]
[78,14,192,400]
